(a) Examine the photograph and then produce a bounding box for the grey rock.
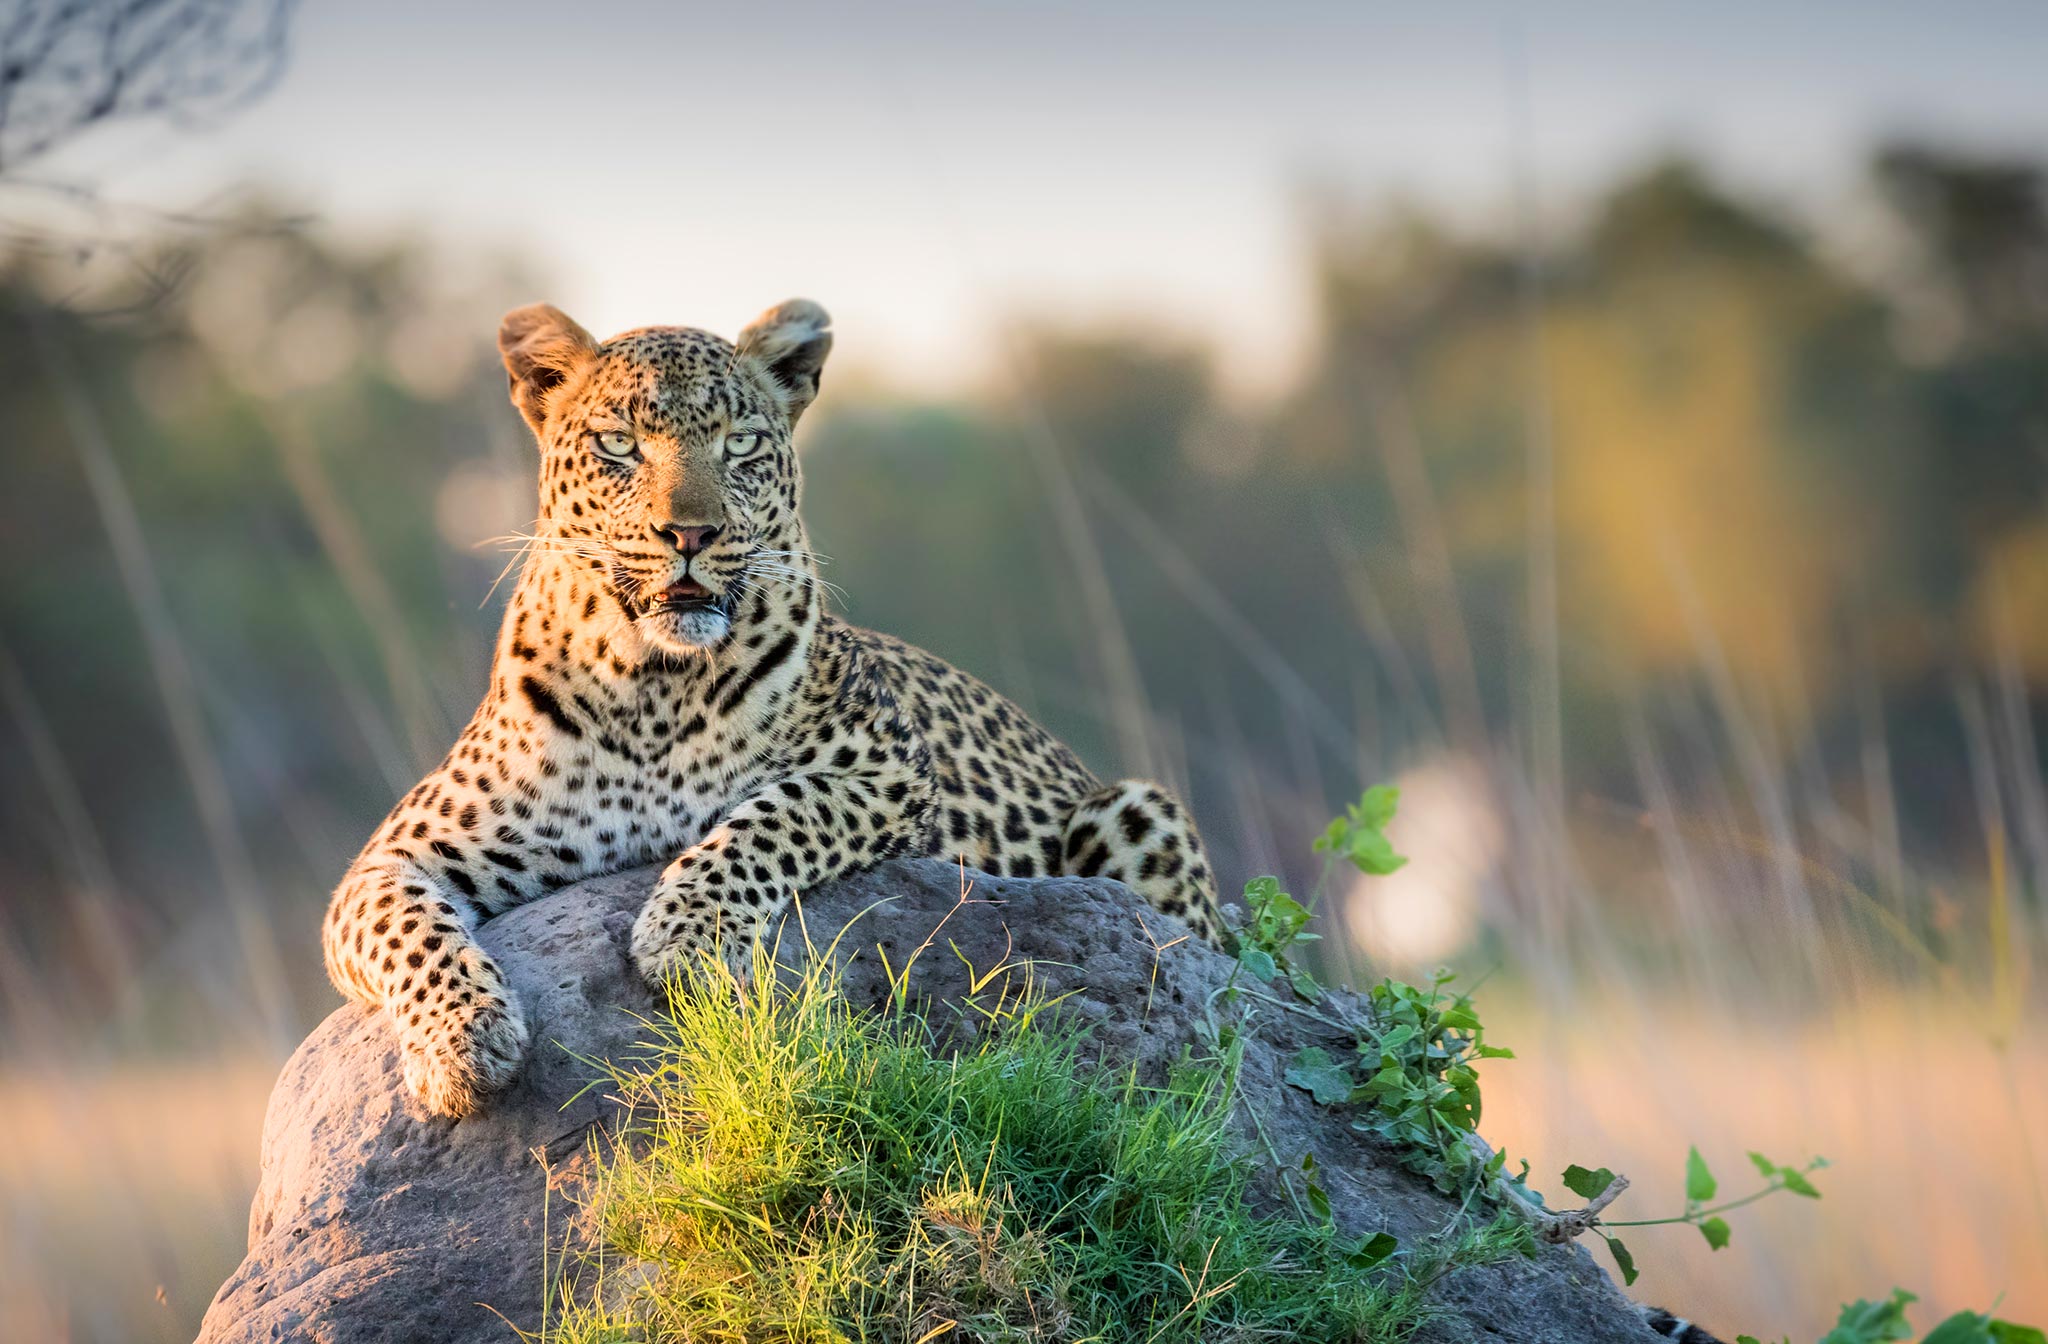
[197,859,1669,1344]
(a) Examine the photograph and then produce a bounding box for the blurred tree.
[1289,162,1919,738]
[1013,327,1214,496]
[1879,142,2048,343]
[0,0,297,173]
[1875,144,2048,677]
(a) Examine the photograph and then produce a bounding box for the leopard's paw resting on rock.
[630,885,759,989]
[391,976,529,1118]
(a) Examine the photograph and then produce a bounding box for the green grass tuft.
[535,945,1469,1344]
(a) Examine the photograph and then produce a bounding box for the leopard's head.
[497,300,831,654]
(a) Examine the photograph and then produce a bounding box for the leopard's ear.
[498,304,598,435]
[736,299,832,423]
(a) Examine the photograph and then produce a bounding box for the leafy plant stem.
[1603,1181,1801,1227]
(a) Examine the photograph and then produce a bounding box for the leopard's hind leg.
[1060,779,1223,945]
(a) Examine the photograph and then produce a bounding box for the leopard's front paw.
[392,983,529,1118]
[630,889,738,988]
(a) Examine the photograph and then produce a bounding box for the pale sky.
[30,0,2048,395]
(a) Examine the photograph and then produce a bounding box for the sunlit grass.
[534,951,1447,1344]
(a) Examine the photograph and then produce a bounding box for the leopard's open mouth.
[654,577,729,617]
[635,574,736,651]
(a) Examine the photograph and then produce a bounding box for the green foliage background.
[5,147,2045,1044]
[4,143,2046,1343]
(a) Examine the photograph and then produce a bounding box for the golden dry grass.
[1486,994,2048,1342]
[0,1059,279,1344]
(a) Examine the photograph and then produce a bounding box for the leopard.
[321,299,1224,1117]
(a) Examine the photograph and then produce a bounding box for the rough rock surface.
[198,859,1671,1344]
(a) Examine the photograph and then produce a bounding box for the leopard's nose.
[655,523,722,557]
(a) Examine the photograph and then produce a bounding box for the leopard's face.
[499,302,832,654]
[542,329,802,652]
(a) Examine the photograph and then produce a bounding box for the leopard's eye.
[591,429,640,463]
[724,430,768,461]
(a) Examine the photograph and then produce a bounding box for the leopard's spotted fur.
[321,300,1222,1117]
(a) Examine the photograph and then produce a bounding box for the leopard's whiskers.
[743,557,846,606]
[752,546,834,567]
[477,529,612,606]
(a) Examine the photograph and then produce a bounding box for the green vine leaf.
[1286,1047,1356,1106]
[1686,1146,1718,1203]
[1357,784,1400,829]
[1820,1288,1917,1344]
[1313,786,1410,876]
[1439,1004,1482,1032]
[1300,1152,1333,1221]
[1343,1230,1399,1270]
[1917,1312,2048,1344]
[1922,1314,1997,1344]
[1287,968,1324,1003]
[1562,1164,1617,1199]
[1991,1321,2048,1344]
[1602,1233,1638,1286]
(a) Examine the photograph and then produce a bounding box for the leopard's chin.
[640,598,733,653]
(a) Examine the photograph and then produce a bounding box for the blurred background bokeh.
[3,2,2045,1341]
